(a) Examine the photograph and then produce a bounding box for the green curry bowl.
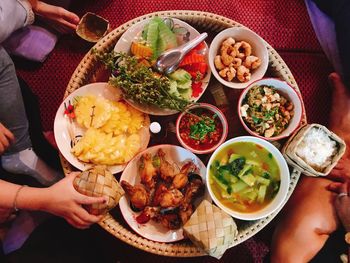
[206,136,290,220]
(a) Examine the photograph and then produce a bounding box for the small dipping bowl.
[208,27,268,89]
[76,12,110,43]
[176,103,228,154]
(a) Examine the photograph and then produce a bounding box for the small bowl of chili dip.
[176,103,228,154]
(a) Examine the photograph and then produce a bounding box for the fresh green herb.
[268,153,273,159]
[230,157,246,176]
[264,110,277,120]
[262,171,270,179]
[94,50,190,111]
[252,116,261,124]
[189,115,216,140]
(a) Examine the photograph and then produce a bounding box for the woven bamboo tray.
[60,11,307,257]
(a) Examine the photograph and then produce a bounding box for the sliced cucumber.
[240,172,256,187]
[231,180,248,193]
[177,86,192,101]
[168,69,191,82]
[158,19,177,50]
[257,185,267,203]
[146,19,159,59]
[177,80,192,90]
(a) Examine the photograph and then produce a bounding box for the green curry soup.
[209,142,280,213]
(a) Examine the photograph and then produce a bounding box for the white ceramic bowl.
[206,136,290,220]
[238,78,303,141]
[176,103,228,154]
[209,27,268,89]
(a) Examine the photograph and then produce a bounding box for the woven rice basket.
[282,124,346,177]
[60,11,307,257]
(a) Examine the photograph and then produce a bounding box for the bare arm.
[32,1,80,33]
[0,173,106,229]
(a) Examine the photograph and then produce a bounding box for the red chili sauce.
[179,109,223,151]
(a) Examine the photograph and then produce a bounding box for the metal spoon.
[155,32,208,75]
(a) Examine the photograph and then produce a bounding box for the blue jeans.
[0,46,31,154]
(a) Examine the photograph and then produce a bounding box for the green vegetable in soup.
[209,142,281,213]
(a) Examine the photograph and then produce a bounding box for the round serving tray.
[60,11,307,257]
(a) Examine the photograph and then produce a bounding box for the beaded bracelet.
[13,185,27,212]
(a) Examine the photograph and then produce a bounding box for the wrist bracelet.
[13,185,27,212]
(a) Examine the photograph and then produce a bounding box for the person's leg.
[271,177,339,263]
[0,46,31,154]
[18,77,62,171]
[0,46,62,186]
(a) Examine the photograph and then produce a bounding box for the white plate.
[119,144,211,243]
[54,82,150,173]
[113,18,211,116]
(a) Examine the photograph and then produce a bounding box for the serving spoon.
[155,32,208,75]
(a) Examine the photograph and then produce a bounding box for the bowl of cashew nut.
[208,27,268,89]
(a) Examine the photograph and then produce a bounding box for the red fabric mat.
[13,0,334,261]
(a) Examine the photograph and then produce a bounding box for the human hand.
[328,180,350,232]
[43,172,106,229]
[33,1,80,33]
[0,123,15,155]
[328,158,350,181]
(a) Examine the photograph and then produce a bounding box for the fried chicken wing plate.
[121,180,149,211]
[139,153,157,189]
[157,149,177,181]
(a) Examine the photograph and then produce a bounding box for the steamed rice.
[295,127,337,172]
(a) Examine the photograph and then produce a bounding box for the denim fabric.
[0,46,31,154]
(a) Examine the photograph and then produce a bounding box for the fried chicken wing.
[121,180,149,211]
[157,149,177,181]
[139,153,157,189]
[180,161,198,174]
[172,173,188,189]
[171,161,198,189]
[160,213,181,230]
[183,173,205,204]
[159,188,184,208]
[179,203,193,225]
[152,183,168,206]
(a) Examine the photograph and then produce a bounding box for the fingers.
[0,123,15,154]
[75,207,103,224]
[57,7,79,26]
[66,171,81,182]
[76,193,107,206]
[327,171,348,182]
[66,207,103,229]
[329,72,348,96]
[327,182,344,193]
